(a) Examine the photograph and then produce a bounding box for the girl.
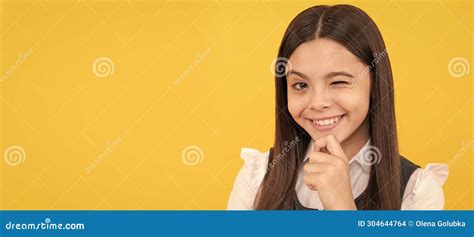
[227,4,448,210]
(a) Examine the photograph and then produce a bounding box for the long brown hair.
[255,4,401,210]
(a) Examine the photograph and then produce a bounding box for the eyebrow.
[287,70,354,79]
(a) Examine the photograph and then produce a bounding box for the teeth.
[313,115,342,126]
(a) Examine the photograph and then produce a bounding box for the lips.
[308,114,345,131]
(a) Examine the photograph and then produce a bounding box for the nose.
[308,87,332,110]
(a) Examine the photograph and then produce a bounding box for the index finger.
[314,134,347,161]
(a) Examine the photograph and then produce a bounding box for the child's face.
[287,38,371,143]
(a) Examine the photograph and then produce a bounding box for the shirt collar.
[302,139,372,173]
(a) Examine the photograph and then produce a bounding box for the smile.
[308,114,345,131]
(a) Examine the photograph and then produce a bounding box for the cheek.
[334,91,370,123]
[287,93,307,120]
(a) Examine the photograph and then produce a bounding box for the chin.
[302,117,349,142]
[308,130,347,142]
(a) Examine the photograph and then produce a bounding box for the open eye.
[292,82,308,90]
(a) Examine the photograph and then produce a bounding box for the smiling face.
[286,38,371,152]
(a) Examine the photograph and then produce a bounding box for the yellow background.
[0,0,472,210]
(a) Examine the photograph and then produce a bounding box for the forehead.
[288,38,366,77]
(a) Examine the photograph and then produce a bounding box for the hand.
[303,134,357,210]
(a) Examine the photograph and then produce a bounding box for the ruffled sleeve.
[401,163,448,210]
[227,148,269,210]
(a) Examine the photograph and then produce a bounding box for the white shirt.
[227,140,448,210]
